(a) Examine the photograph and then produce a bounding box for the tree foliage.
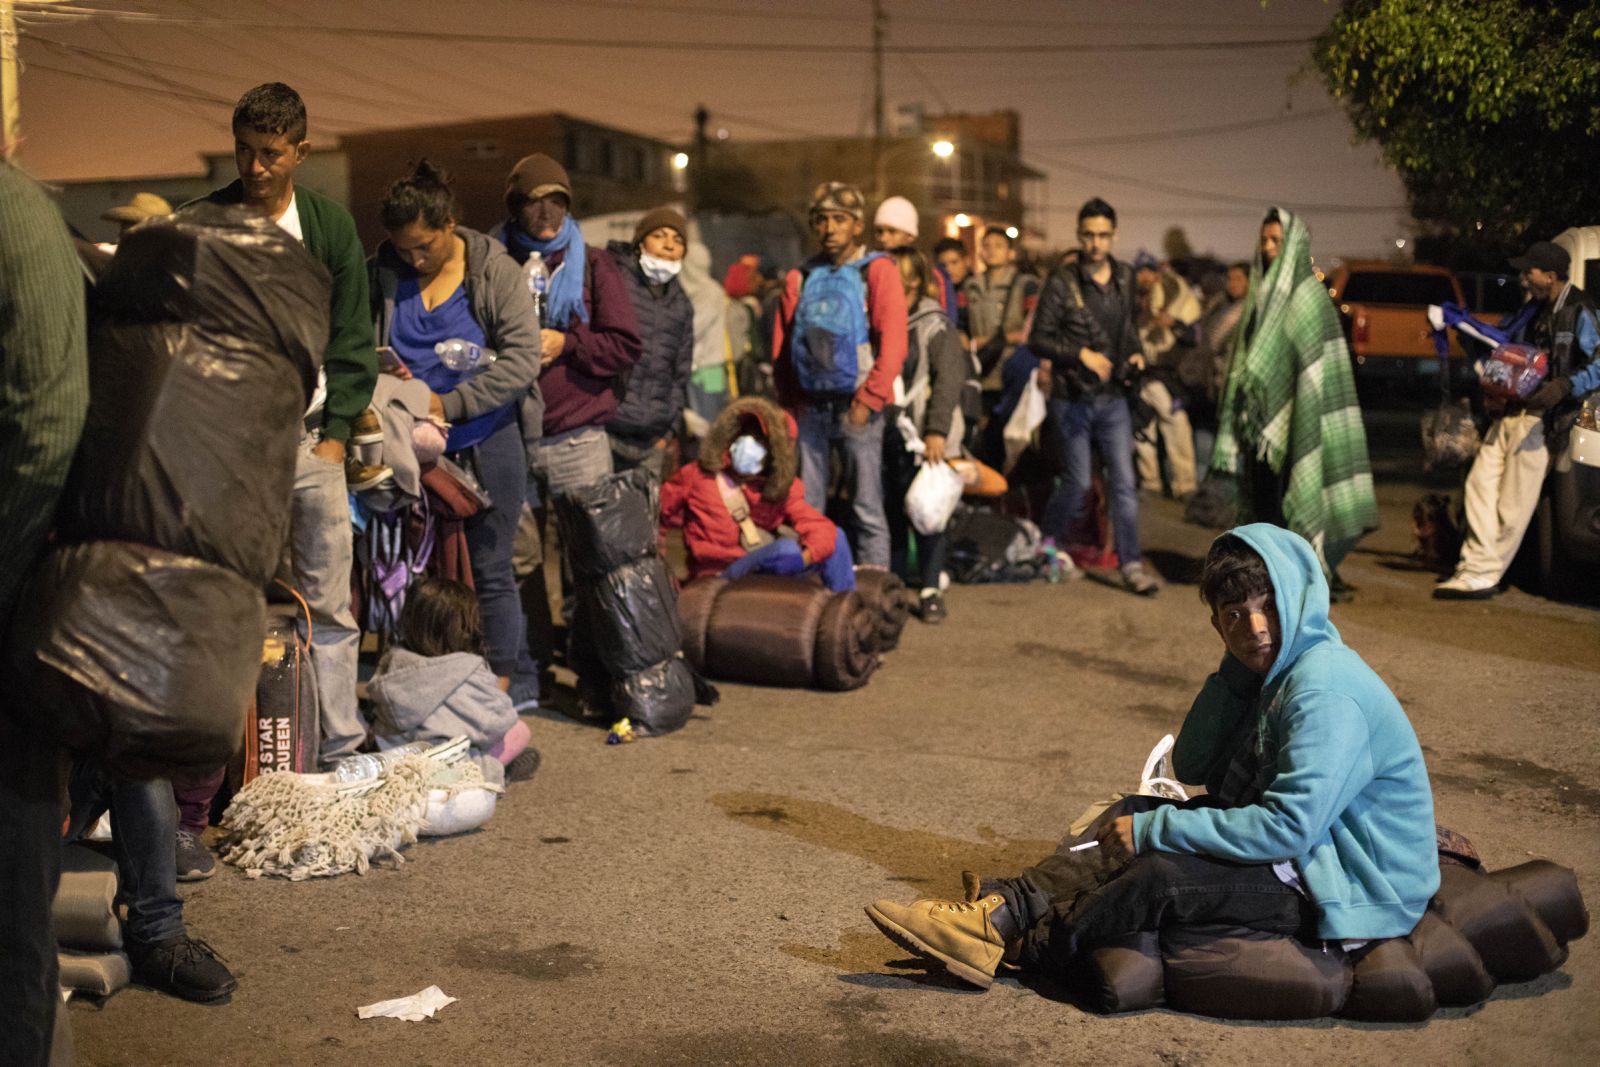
[1313,0,1600,249]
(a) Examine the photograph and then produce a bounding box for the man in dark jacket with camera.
[1027,197,1158,595]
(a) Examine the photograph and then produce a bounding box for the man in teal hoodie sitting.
[865,524,1439,990]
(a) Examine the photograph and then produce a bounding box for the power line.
[1030,107,1338,149]
[25,9,1317,55]
[1025,151,1401,215]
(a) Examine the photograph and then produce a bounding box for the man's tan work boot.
[864,894,1009,989]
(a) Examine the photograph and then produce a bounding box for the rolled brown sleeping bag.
[703,577,831,687]
[1430,863,1566,983]
[54,846,121,952]
[1341,937,1437,1022]
[1487,860,1589,945]
[675,577,724,673]
[57,951,131,998]
[4,541,264,779]
[851,569,911,653]
[813,591,878,691]
[1077,930,1165,1013]
[1406,910,1495,1007]
[1159,925,1352,1020]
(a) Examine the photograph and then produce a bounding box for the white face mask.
[639,252,682,284]
[729,435,768,476]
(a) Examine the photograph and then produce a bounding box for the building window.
[599,138,616,180]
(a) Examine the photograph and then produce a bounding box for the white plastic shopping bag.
[904,460,965,536]
[1067,734,1188,838]
[1002,377,1047,474]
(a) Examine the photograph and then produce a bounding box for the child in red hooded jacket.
[660,396,855,591]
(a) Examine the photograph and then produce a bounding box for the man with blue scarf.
[498,154,641,693]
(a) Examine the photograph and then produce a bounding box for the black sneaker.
[918,592,947,624]
[175,828,215,882]
[129,936,237,1003]
[506,747,542,783]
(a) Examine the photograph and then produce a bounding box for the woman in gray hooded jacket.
[369,161,543,687]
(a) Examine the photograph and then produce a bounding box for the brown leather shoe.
[350,407,384,445]
[345,454,393,492]
[864,893,1009,989]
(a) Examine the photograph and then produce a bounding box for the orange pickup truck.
[1325,262,1468,383]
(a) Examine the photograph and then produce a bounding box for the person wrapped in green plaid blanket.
[1209,208,1377,595]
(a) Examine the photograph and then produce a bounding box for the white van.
[1553,225,1600,291]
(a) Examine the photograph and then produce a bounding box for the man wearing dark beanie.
[606,206,693,475]
[496,153,642,703]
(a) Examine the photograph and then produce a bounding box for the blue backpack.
[791,252,884,395]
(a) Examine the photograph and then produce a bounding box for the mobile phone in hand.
[376,346,403,373]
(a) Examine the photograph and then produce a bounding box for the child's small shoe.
[350,407,384,446]
[346,454,394,492]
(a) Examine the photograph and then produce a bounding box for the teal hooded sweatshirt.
[1132,524,1439,941]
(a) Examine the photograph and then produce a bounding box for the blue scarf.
[499,215,590,328]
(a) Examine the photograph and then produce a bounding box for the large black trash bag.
[94,203,329,402]
[612,657,695,735]
[556,469,692,736]
[57,322,306,585]
[556,467,660,579]
[588,557,683,675]
[3,542,265,779]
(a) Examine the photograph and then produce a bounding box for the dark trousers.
[884,421,951,592]
[0,724,66,1067]
[455,419,530,679]
[986,798,1313,976]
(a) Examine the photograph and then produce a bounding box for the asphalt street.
[69,408,1600,1067]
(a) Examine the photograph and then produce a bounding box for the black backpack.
[946,506,1044,584]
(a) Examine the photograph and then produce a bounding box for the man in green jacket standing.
[0,160,91,1067]
[179,84,378,873]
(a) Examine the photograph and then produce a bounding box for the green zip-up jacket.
[197,180,376,443]
[0,163,89,632]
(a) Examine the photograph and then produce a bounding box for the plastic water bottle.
[434,338,482,373]
[1041,542,1063,584]
[330,741,432,784]
[523,251,550,326]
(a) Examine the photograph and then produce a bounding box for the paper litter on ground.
[356,985,457,1021]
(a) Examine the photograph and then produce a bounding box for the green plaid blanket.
[1211,208,1377,570]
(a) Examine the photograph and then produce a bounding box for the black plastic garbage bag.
[95,203,329,403]
[556,468,660,579]
[589,557,683,675]
[3,542,265,779]
[57,321,305,586]
[612,657,695,736]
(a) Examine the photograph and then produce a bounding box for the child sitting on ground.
[367,578,533,787]
[865,525,1438,990]
[660,395,856,591]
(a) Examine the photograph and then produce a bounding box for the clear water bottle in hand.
[523,251,550,326]
[435,338,483,372]
[330,741,433,784]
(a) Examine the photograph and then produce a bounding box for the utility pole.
[2,0,20,159]
[692,103,708,213]
[1,0,62,159]
[870,0,886,202]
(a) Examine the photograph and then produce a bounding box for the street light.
[931,139,955,159]
[1005,226,1019,239]
[672,151,689,170]
[953,213,971,228]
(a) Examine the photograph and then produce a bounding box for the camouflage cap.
[807,181,866,221]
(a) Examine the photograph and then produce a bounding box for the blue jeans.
[796,403,889,567]
[722,528,857,592]
[65,763,185,948]
[1042,393,1142,565]
[291,435,362,764]
[454,419,528,679]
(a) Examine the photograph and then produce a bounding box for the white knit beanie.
[873,196,918,238]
